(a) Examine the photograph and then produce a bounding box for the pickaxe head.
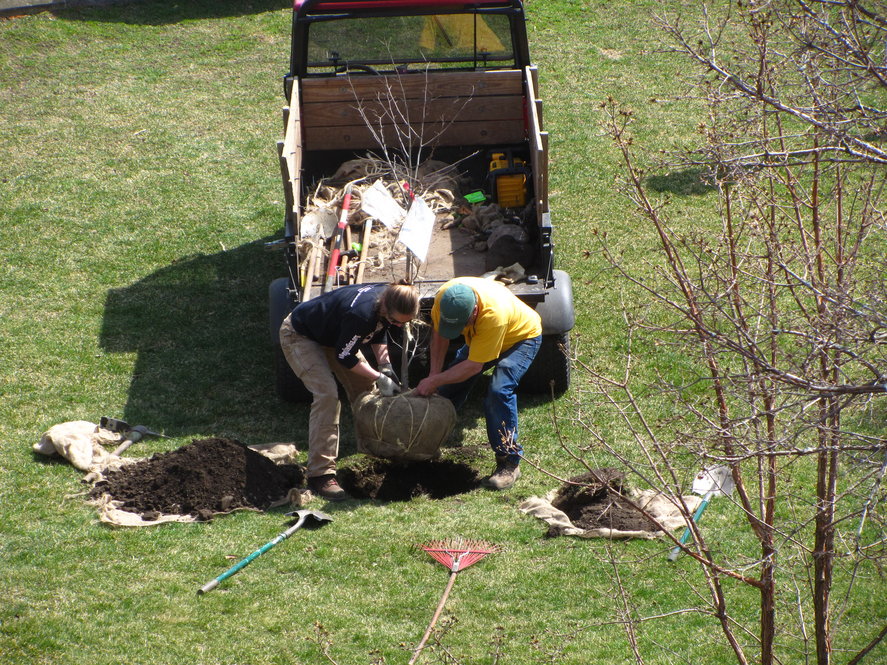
[100,417,168,439]
[129,425,169,439]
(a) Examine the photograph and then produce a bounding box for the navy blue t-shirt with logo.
[288,283,388,369]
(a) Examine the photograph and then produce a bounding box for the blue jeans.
[438,335,541,463]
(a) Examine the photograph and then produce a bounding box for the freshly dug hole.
[339,450,483,500]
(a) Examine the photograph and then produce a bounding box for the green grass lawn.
[1,1,883,664]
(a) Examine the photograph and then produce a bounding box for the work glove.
[378,362,399,382]
[375,372,402,396]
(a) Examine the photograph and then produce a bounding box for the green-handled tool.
[197,509,332,594]
[667,465,735,562]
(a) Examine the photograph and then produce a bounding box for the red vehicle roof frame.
[295,0,511,11]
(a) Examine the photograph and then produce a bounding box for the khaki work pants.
[279,316,374,478]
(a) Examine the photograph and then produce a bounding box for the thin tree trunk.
[813,421,838,665]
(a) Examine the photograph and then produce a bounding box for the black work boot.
[482,456,521,490]
[308,474,349,501]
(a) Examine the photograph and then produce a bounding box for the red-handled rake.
[408,539,500,665]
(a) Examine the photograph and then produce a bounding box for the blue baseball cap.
[438,283,476,339]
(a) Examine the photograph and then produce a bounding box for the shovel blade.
[691,465,735,497]
[302,208,339,239]
[285,509,333,527]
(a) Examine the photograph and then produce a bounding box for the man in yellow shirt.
[415,277,542,489]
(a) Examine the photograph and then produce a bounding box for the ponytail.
[381,280,420,319]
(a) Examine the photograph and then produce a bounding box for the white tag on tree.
[360,180,406,228]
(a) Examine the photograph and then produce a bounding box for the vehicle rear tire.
[518,332,571,397]
[269,277,312,403]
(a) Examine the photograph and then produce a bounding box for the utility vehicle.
[268,0,574,399]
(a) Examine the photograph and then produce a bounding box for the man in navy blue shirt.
[280,282,419,500]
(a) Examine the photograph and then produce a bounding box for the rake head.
[418,538,501,572]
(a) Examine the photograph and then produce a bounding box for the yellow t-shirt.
[431,277,542,364]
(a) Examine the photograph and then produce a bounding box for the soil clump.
[549,468,660,535]
[90,438,304,521]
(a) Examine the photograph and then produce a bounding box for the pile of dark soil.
[90,438,304,521]
[339,455,482,500]
[89,436,483,518]
[549,468,659,536]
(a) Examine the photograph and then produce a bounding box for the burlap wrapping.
[353,389,456,461]
[34,420,126,472]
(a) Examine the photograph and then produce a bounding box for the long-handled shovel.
[197,509,332,594]
[667,465,735,561]
[409,539,500,665]
[322,185,353,293]
[354,217,373,285]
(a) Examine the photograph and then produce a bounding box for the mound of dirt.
[89,436,484,518]
[339,455,482,501]
[549,468,659,535]
[89,438,304,521]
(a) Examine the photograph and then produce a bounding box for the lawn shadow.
[99,234,300,442]
[48,0,289,25]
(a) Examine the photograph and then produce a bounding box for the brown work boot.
[308,474,349,502]
[482,457,521,490]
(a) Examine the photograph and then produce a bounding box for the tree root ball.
[353,391,456,462]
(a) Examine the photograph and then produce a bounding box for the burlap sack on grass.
[33,420,127,473]
[353,389,456,462]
